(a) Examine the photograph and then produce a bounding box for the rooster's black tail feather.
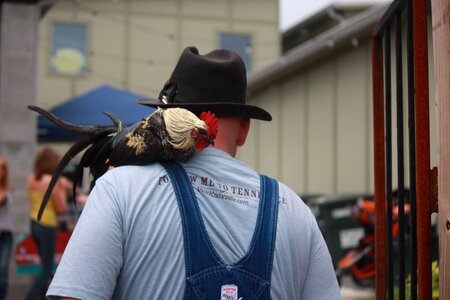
[37,134,105,221]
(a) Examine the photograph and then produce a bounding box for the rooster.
[28,105,219,220]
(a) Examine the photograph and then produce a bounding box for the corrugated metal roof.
[282,3,374,52]
[248,4,388,93]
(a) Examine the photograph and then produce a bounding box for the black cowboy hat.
[137,46,272,121]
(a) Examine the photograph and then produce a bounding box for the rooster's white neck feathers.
[160,107,207,150]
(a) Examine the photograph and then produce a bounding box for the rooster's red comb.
[200,111,218,138]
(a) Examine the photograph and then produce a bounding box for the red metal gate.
[371,0,437,299]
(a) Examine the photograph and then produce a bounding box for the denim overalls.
[162,162,279,300]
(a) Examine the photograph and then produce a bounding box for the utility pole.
[0,1,41,233]
[0,1,55,297]
[0,1,40,297]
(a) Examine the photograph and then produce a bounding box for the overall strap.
[238,174,279,282]
[161,161,221,276]
[161,162,279,299]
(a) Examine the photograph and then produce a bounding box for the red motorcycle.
[335,196,410,287]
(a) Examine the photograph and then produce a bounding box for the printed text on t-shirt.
[158,175,286,205]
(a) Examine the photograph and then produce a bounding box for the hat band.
[161,83,245,104]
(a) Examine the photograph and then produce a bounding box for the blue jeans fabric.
[26,220,56,300]
[0,231,12,300]
[162,162,279,300]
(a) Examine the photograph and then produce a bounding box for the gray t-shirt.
[47,148,340,299]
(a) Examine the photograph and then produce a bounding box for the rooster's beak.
[206,137,215,146]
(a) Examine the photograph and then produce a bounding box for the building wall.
[36,0,280,109]
[240,42,373,195]
[241,33,437,196]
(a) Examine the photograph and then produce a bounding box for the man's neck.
[212,143,237,158]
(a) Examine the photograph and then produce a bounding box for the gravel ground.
[340,275,375,300]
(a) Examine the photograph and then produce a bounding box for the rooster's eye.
[191,128,200,138]
[198,129,207,135]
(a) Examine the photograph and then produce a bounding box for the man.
[47,47,341,299]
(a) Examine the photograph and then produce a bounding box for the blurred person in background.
[0,156,13,300]
[26,148,70,300]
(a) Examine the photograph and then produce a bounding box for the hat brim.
[137,98,272,121]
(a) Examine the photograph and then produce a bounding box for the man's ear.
[236,118,250,147]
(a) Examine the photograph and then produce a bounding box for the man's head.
[138,46,271,156]
[138,46,271,121]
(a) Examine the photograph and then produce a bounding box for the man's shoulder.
[95,163,168,189]
[106,163,166,176]
[275,180,313,212]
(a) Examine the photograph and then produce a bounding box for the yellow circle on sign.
[51,47,86,75]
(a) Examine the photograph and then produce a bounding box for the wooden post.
[430,0,450,298]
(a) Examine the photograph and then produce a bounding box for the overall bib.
[162,162,279,300]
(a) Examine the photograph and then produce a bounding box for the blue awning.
[37,85,156,142]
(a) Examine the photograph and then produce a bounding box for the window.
[220,33,252,71]
[50,22,88,75]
